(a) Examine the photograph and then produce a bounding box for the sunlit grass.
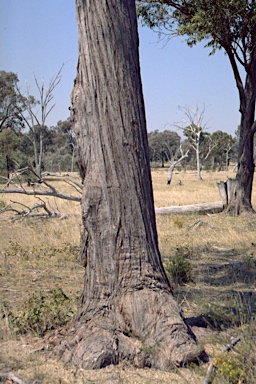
[151,168,248,207]
[0,170,256,383]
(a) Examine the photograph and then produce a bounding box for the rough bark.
[54,0,204,370]
[235,98,256,214]
[228,57,256,214]
[217,178,239,214]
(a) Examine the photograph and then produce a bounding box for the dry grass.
[0,170,256,383]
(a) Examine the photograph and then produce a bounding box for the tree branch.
[0,187,81,202]
[203,337,241,384]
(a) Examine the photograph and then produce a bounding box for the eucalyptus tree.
[137,0,256,214]
[148,129,181,166]
[18,68,62,179]
[0,71,25,132]
[211,131,238,171]
[55,0,204,369]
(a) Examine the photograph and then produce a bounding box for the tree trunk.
[225,150,230,171]
[234,86,256,214]
[196,144,202,180]
[55,0,204,370]
[226,59,256,214]
[167,163,175,184]
[37,130,43,179]
[217,179,238,213]
[218,97,256,215]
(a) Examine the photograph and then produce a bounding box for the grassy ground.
[0,169,256,383]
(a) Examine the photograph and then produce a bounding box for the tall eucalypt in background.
[54,0,204,369]
[137,0,256,214]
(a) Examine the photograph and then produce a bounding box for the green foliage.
[0,71,26,132]
[137,1,256,57]
[148,130,181,165]
[165,245,193,284]
[3,288,76,337]
[214,352,246,384]
[173,216,186,228]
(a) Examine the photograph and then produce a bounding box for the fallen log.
[155,201,224,215]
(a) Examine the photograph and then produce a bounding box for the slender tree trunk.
[167,163,175,184]
[167,151,189,184]
[161,152,165,167]
[37,130,43,179]
[33,130,39,174]
[55,0,203,369]
[229,72,256,214]
[225,150,229,171]
[235,105,255,213]
[71,143,75,172]
[196,144,202,180]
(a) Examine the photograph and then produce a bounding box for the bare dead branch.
[65,177,83,191]
[0,187,81,202]
[0,372,29,384]
[155,201,224,215]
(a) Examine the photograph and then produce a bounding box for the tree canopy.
[0,71,26,132]
[137,0,256,213]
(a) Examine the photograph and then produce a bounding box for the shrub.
[4,288,77,336]
[214,352,246,384]
[165,245,193,285]
[173,216,186,228]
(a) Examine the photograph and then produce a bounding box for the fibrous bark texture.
[55,0,204,369]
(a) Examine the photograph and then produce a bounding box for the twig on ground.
[0,372,40,384]
[203,336,241,384]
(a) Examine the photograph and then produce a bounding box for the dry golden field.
[0,169,256,383]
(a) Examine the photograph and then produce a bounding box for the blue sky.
[1,0,241,136]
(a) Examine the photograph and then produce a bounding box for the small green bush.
[214,352,246,384]
[4,288,76,336]
[173,216,186,228]
[165,246,193,285]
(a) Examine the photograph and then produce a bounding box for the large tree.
[137,0,256,214]
[148,129,181,166]
[55,0,203,369]
[211,130,237,171]
[0,71,25,132]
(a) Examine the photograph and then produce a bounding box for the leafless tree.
[0,167,81,220]
[176,105,217,180]
[18,66,63,178]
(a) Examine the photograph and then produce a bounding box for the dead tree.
[176,106,217,181]
[167,144,189,184]
[18,67,63,179]
[0,167,81,219]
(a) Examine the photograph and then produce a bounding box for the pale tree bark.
[167,145,189,184]
[54,0,204,370]
[177,106,216,181]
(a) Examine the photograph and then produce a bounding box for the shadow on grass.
[174,248,256,332]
